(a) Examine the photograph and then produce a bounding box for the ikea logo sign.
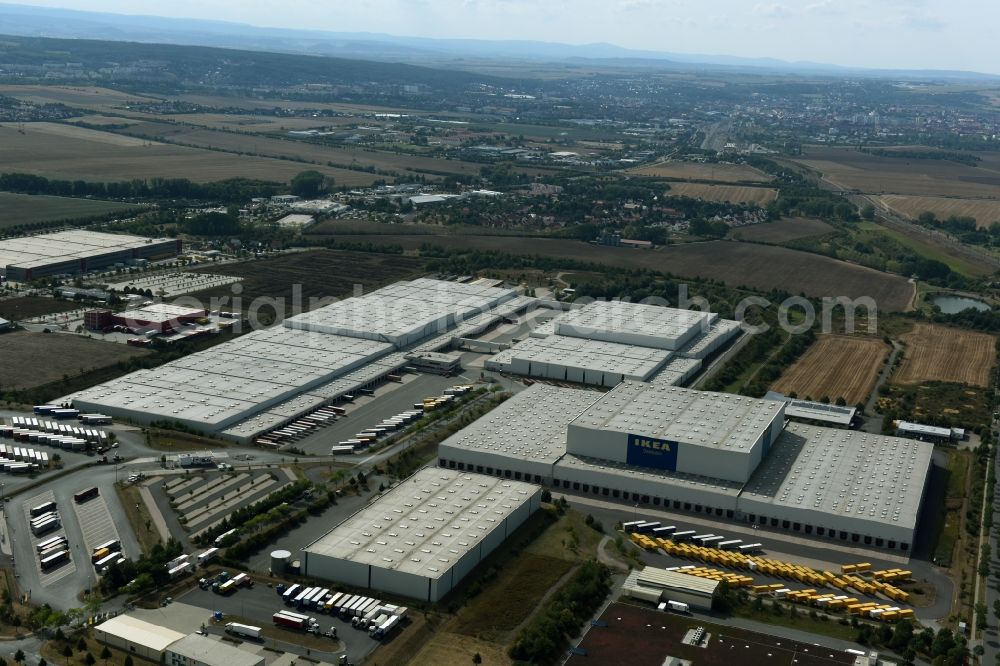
[627,434,679,471]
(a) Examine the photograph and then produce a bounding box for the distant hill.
[0,2,996,80]
[0,34,502,92]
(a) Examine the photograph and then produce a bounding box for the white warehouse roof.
[439,384,602,472]
[569,382,784,454]
[304,468,539,580]
[95,615,185,652]
[284,278,517,348]
[0,230,171,271]
[555,300,717,350]
[65,327,392,431]
[166,634,264,666]
[740,423,933,541]
[487,334,673,385]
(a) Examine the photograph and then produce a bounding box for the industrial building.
[165,634,265,666]
[274,213,316,229]
[0,230,180,281]
[623,566,720,611]
[438,382,933,551]
[68,326,393,431]
[283,278,517,348]
[764,392,857,428]
[302,468,541,602]
[485,334,672,386]
[94,615,186,661]
[64,278,524,439]
[114,303,207,333]
[554,300,716,350]
[496,300,740,388]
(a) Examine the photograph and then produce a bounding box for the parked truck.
[272,611,318,631]
[371,615,401,640]
[225,622,262,640]
[667,600,690,613]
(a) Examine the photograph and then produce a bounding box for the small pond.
[931,295,991,314]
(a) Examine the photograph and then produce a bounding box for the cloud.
[753,2,790,17]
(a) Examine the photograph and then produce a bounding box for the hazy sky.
[9,0,998,72]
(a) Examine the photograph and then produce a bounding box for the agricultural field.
[0,296,79,321]
[628,161,772,183]
[104,119,489,178]
[346,235,914,311]
[770,334,889,404]
[895,323,995,387]
[730,217,834,243]
[667,182,778,205]
[877,195,1000,228]
[0,331,150,391]
[0,84,160,110]
[790,145,1000,198]
[0,122,382,185]
[188,248,426,313]
[0,192,142,229]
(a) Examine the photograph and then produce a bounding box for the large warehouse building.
[0,230,180,281]
[64,278,526,439]
[439,381,934,551]
[302,468,541,601]
[489,300,741,387]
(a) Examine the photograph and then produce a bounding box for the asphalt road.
[979,446,1000,664]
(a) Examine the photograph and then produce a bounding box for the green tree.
[85,653,96,666]
[861,204,876,220]
[100,646,111,659]
[290,170,329,198]
[12,650,23,664]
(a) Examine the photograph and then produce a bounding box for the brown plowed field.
[878,195,1000,228]
[730,217,834,243]
[771,334,889,404]
[895,323,995,387]
[667,182,778,205]
[628,161,772,183]
[790,145,1000,198]
[336,236,915,311]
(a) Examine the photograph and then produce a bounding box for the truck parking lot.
[175,576,389,664]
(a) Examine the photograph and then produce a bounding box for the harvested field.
[790,145,1000,198]
[667,182,778,205]
[0,296,79,320]
[896,323,995,387]
[113,120,490,177]
[188,249,425,313]
[0,192,142,229]
[0,331,150,391]
[771,334,889,404]
[0,122,381,185]
[569,602,855,666]
[730,217,834,243]
[629,161,772,183]
[0,84,160,109]
[344,235,915,311]
[877,195,1000,228]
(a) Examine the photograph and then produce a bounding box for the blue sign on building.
[626,434,679,471]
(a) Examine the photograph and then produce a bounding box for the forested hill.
[0,34,506,92]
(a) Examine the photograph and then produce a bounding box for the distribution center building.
[439,381,934,552]
[0,230,179,281]
[63,278,524,439]
[494,300,741,389]
[302,468,541,601]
